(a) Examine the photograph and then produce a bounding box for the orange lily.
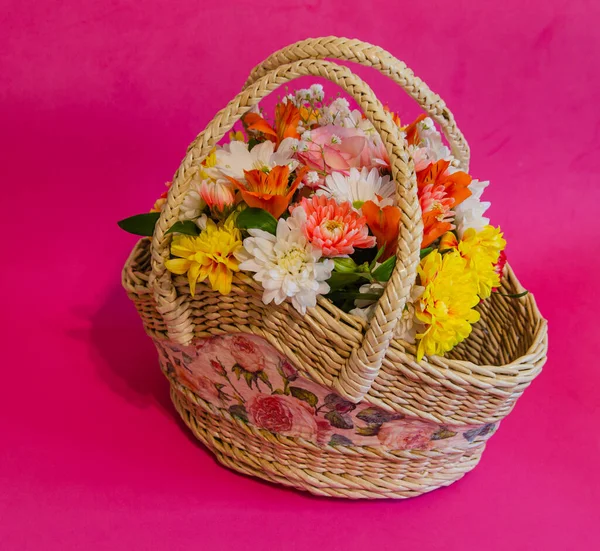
[417,159,472,248]
[243,102,301,147]
[227,165,308,218]
[403,113,427,146]
[362,201,402,260]
[384,105,402,127]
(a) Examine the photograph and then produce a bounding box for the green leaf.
[493,290,529,299]
[369,245,386,270]
[356,407,403,424]
[327,290,383,302]
[236,207,277,235]
[333,257,359,273]
[324,410,354,430]
[329,434,354,446]
[117,212,160,236]
[326,272,361,292]
[229,404,248,423]
[420,246,434,259]
[372,255,396,282]
[289,386,318,408]
[356,425,381,436]
[166,221,200,236]
[247,137,260,151]
[463,423,495,443]
[431,427,458,440]
[323,393,356,413]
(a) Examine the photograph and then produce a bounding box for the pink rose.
[248,394,318,439]
[377,419,436,451]
[231,335,265,373]
[297,126,390,182]
[210,358,226,375]
[279,359,298,381]
[297,126,367,175]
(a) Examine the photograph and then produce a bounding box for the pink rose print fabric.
[155,333,498,451]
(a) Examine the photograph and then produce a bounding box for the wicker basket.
[122,37,547,499]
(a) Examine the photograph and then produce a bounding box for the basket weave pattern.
[122,37,547,498]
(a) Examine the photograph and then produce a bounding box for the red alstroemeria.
[362,200,402,260]
[227,165,307,218]
[243,102,301,147]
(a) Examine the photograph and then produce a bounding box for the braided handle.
[149,56,422,402]
[245,36,470,170]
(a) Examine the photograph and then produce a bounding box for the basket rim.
[123,237,547,378]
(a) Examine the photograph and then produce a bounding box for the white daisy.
[235,219,334,315]
[454,180,491,237]
[215,138,298,181]
[318,167,396,208]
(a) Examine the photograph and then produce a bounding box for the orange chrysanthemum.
[362,200,402,260]
[243,102,301,147]
[417,159,472,248]
[227,165,307,218]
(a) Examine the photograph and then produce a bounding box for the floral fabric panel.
[156,333,497,451]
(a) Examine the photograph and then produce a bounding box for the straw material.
[122,37,547,498]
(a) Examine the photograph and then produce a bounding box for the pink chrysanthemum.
[290,195,376,257]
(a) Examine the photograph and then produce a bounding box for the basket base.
[170,387,485,499]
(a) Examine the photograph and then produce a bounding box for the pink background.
[1,1,599,549]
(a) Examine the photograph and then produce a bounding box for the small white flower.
[318,167,396,208]
[235,219,334,315]
[408,117,452,171]
[306,171,320,185]
[179,183,206,221]
[309,83,324,101]
[302,130,312,142]
[215,139,298,181]
[454,179,491,237]
[330,134,341,144]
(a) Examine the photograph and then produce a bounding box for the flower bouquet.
[121,37,547,499]
[122,85,512,362]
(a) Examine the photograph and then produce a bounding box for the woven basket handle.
[244,37,470,170]
[150,40,464,403]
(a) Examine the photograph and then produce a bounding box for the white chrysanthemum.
[318,167,396,208]
[454,179,491,237]
[408,117,452,171]
[215,138,298,180]
[394,285,426,343]
[179,184,206,221]
[235,219,334,315]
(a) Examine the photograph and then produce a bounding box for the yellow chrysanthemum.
[415,250,481,361]
[165,216,242,296]
[443,226,506,299]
